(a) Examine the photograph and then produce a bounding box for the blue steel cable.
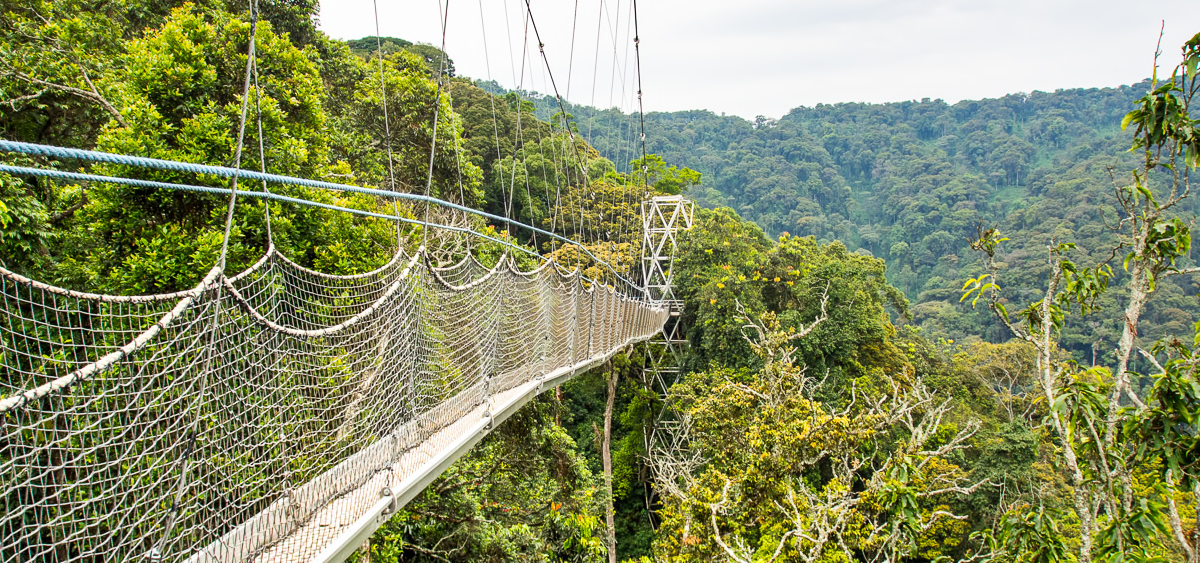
[0,162,639,292]
[0,139,640,291]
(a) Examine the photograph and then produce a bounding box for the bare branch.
[917,478,993,498]
[710,479,753,563]
[7,69,128,128]
[1162,469,1197,561]
[788,282,831,341]
[916,419,981,465]
[0,88,48,109]
[1162,266,1200,278]
[49,185,87,225]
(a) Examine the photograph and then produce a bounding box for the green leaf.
[1136,182,1153,203]
[1121,110,1138,130]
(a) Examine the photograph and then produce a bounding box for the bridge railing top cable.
[0,139,645,297]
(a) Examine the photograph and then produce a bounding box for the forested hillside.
[495,79,1200,368]
[2,2,1199,563]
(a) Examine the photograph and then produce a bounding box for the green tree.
[630,154,701,196]
[962,31,1200,563]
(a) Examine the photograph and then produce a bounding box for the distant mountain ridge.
[485,78,1200,362]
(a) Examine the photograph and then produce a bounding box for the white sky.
[318,0,1200,120]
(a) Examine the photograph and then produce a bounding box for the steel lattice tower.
[640,195,694,474]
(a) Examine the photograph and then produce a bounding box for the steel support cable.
[603,0,622,164]
[445,82,468,209]
[529,52,558,245]
[614,0,633,249]
[566,0,579,101]
[520,0,596,250]
[527,75,560,258]
[251,58,273,245]
[248,54,294,528]
[422,0,454,249]
[475,0,510,225]
[215,4,260,271]
[148,0,262,557]
[500,0,525,228]
[548,91,580,254]
[632,0,648,168]
[629,0,650,265]
[554,119,581,263]
[595,0,633,269]
[525,50,556,240]
[0,143,642,291]
[371,0,403,245]
[519,0,584,167]
[515,7,539,250]
[546,122,570,254]
[534,13,575,267]
[433,0,469,208]
[602,0,626,250]
[618,5,640,252]
[561,0,581,251]
[626,3,647,258]
[530,41,564,249]
[585,0,604,249]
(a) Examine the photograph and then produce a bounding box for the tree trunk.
[1193,482,1199,563]
[1036,266,1094,563]
[603,361,619,563]
[1165,469,1195,563]
[1109,246,1152,522]
[1112,258,1149,442]
[555,386,563,426]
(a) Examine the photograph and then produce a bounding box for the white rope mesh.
[0,244,666,562]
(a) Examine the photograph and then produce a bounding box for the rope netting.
[0,242,667,562]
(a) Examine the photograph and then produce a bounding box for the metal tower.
[640,195,694,487]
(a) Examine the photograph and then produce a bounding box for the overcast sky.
[318,0,1200,121]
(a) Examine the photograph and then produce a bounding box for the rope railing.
[0,239,667,562]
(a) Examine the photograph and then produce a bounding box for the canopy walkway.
[0,1,668,557]
[0,141,671,562]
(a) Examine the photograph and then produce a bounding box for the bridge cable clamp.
[379,487,397,519]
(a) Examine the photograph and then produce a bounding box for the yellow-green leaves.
[960,273,998,308]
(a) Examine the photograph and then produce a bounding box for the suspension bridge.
[0,140,683,562]
[0,0,677,559]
